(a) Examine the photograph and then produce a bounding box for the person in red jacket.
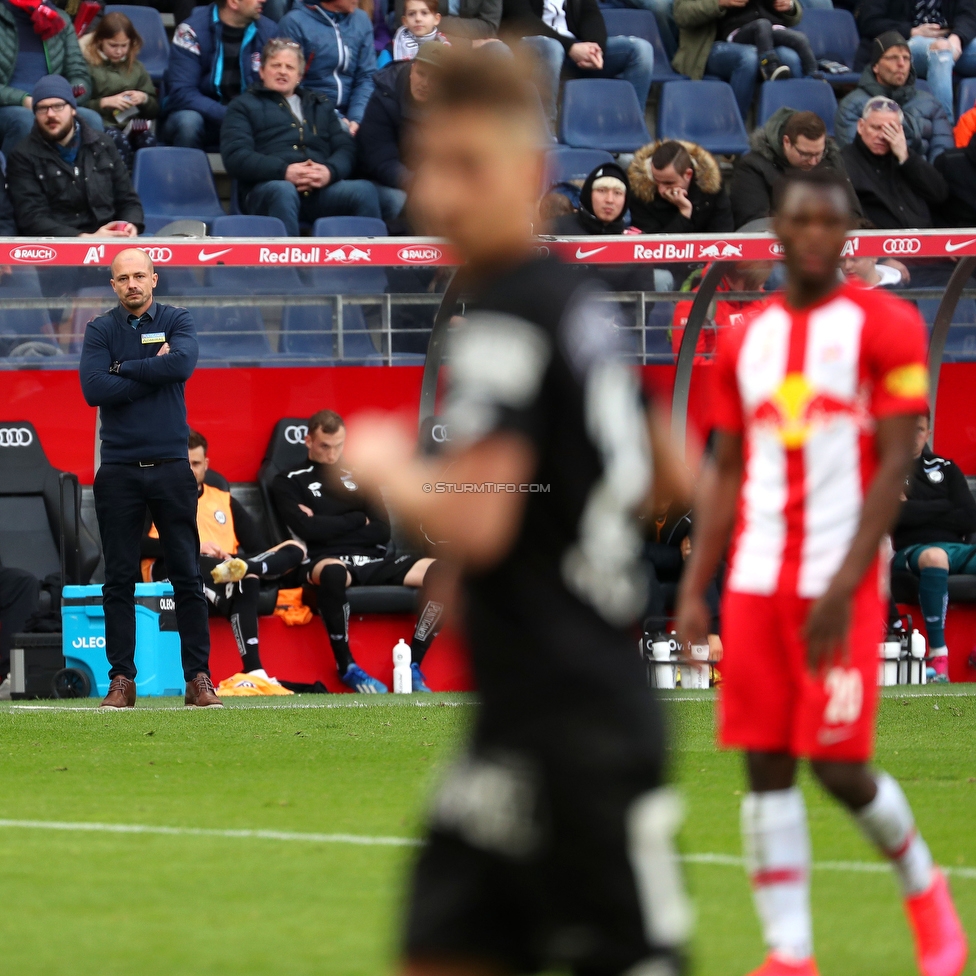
[670,260,773,362]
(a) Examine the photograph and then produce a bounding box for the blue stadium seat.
[0,268,52,355]
[757,78,838,135]
[207,264,304,294]
[545,147,615,186]
[105,5,169,86]
[600,8,687,82]
[211,215,288,237]
[312,216,388,237]
[798,9,860,86]
[657,80,749,155]
[558,79,651,152]
[182,288,272,360]
[957,76,976,119]
[280,305,377,361]
[132,148,226,233]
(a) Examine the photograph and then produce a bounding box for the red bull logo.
[752,372,854,448]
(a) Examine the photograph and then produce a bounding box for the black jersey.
[444,255,656,749]
[271,459,392,558]
[893,448,976,551]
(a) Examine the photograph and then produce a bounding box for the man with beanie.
[836,30,954,162]
[627,138,733,234]
[551,161,636,234]
[0,0,102,156]
[892,412,976,682]
[272,409,447,694]
[6,74,143,236]
[857,0,976,121]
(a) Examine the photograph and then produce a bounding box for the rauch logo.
[397,246,442,263]
[10,246,57,263]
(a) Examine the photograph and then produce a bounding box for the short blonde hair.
[261,37,306,75]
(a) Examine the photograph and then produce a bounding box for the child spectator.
[82,12,157,171]
[720,0,819,80]
[390,0,449,61]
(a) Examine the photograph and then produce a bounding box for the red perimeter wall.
[7,361,976,688]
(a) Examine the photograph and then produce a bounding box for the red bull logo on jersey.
[752,372,855,449]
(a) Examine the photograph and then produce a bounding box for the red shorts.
[719,582,884,762]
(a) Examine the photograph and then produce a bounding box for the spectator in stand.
[892,410,976,681]
[836,31,954,162]
[672,0,801,120]
[627,139,733,234]
[163,0,276,151]
[0,177,13,233]
[389,0,449,61]
[856,0,976,121]
[841,94,948,227]
[731,108,861,227]
[670,260,771,361]
[551,161,639,234]
[719,0,820,80]
[934,129,976,223]
[277,0,377,134]
[502,0,654,126]
[0,0,102,156]
[222,38,381,236]
[843,249,906,288]
[395,0,502,43]
[124,0,203,37]
[7,75,143,236]
[357,42,444,220]
[955,98,976,142]
[81,13,158,173]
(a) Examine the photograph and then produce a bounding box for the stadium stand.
[656,80,750,156]
[546,147,616,186]
[558,78,652,152]
[132,147,226,233]
[797,8,860,86]
[958,76,976,121]
[757,78,838,135]
[600,8,688,83]
[211,215,289,237]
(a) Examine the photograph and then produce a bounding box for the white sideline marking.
[6,700,474,713]
[0,819,972,879]
[0,819,420,846]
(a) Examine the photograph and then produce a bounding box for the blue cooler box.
[62,583,186,698]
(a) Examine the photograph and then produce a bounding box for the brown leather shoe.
[185,673,223,708]
[99,675,136,709]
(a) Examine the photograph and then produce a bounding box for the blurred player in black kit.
[345,48,693,976]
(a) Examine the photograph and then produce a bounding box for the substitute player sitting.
[677,169,967,976]
[271,409,446,694]
[142,430,306,677]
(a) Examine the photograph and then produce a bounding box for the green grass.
[0,689,973,975]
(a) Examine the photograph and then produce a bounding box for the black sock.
[317,563,353,673]
[410,559,447,667]
[247,543,305,579]
[229,577,263,672]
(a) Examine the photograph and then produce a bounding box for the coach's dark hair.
[308,409,345,435]
[188,430,208,454]
[771,167,853,214]
[651,140,692,175]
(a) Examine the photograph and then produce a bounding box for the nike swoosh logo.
[817,726,856,746]
[945,239,976,253]
[575,245,607,259]
[197,247,233,262]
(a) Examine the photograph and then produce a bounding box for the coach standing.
[80,248,222,709]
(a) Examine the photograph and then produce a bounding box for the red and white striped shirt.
[712,282,929,599]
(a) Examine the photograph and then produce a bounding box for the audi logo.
[883,238,921,255]
[431,424,450,443]
[138,247,173,263]
[0,427,33,447]
[284,424,308,445]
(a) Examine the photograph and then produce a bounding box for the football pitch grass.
[0,687,973,976]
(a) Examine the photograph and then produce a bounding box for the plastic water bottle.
[651,635,675,689]
[911,630,927,685]
[392,639,412,694]
[879,634,901,687]
[680,642,710,690]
